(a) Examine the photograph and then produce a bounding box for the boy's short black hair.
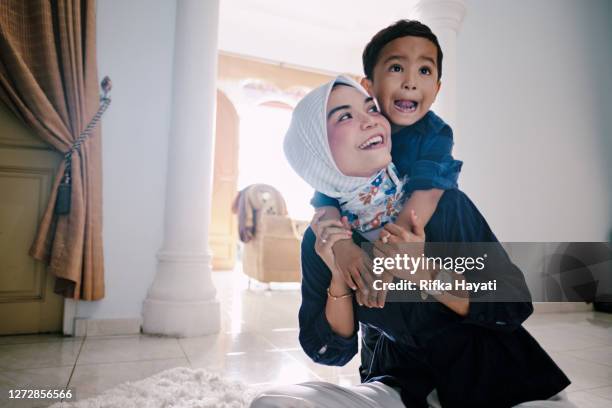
[362,20,443,81]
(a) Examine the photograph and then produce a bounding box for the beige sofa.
[234,184,308,283]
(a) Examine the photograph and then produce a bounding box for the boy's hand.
[394,207,423,233]
[368,271,395,308]
[380,210,425,245]
[374,210,429,281]
[336,241,389,309]
[395,189,443,232]
[354,277,391,308]
[332,238,376,298]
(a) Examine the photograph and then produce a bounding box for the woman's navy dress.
[298,189,570,407]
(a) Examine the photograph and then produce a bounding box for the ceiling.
[219,0,420,75]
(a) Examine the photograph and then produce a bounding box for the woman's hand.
[311,210,353,276]
[311,210,357,338]
[311,210,381,308]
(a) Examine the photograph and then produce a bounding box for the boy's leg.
[249,381,404,408]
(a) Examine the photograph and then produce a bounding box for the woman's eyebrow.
[327,104,350,120]
[327,96,373,119]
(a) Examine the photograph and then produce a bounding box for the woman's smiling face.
[326,84,392,178]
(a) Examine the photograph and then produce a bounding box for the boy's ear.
[435,80,442,97]
[360,77,374,96]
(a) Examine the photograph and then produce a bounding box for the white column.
[413,0,467,130]
[142,0,221,337]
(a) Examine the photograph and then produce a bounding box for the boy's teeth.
[395,100,418,111]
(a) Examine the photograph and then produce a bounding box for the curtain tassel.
[55,76,112,215]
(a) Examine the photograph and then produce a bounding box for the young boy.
[313,20,462,307]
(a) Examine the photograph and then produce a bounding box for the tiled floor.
[0,270,611,408]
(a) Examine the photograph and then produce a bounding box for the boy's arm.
[403,113,462,195]
[396,114,461,229]
[395,189,444,231]
[311,190,340,211]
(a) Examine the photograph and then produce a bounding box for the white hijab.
[283,75,405,235]
[283,75,387,199]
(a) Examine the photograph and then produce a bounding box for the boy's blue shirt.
[311,110,463,209]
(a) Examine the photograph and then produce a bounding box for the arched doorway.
[211,54,335,272]
[209,90,239,270]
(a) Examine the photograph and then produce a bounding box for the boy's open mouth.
[394,99,419,113]
[359,134,384,150]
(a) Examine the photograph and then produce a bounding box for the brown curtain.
[0,0,104,300]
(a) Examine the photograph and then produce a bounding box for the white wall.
[455,0,611,242]
[76,0,177,319]
[82,0,610,322]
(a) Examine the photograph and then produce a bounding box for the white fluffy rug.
[48,367,260,408]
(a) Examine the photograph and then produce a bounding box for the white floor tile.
[0,341,82,370]
[0,334,82,346]
[567,390,612,408]
[550,351,612,392]
[77,335,184,365]
[588,385,612,400]
[564,345,612,367]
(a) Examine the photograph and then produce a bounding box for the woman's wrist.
[329,275,350,294]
